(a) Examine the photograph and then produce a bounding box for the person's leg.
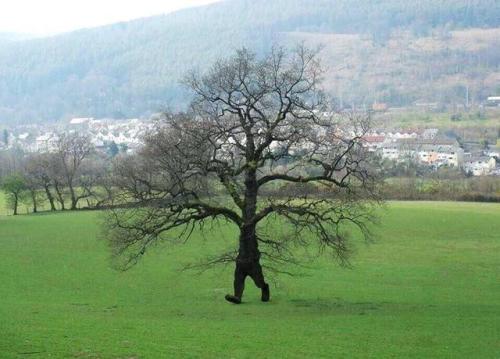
[249,263,270,302]
[225,263,246,304]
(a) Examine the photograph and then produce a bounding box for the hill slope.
[0,0,499,124]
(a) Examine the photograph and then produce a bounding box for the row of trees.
[0,133,110,215]
[381,175,500,202]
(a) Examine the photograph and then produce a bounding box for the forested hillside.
[0,0,499,124]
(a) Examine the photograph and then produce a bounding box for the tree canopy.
[104,45,381,303]
[1,172,27,215]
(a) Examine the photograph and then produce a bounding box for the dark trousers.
[233,261,267,298]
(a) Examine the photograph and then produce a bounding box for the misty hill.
[0,0,499,124]
[0,33,33,43]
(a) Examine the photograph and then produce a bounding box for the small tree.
[1,173,27,215]
[78,154,110,209]
[2,129,8,147]
[104,46,381,304]
[24,154,56,211]
[54,133,93,210]
[108,141,119,158]
[47,153,67,210]
[23,177,43,213]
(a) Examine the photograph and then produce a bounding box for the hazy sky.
[0,0,220,35]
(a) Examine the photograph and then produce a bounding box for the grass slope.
[0,202,499,358]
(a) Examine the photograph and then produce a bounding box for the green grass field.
[0,191,51,216]
[373,108,500,129]
[0,202,499,358]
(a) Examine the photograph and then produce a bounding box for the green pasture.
[0,202,499,358]
[375,109,500,129]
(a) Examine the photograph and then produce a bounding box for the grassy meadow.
[373,108,500,130]
[0,202,499,358]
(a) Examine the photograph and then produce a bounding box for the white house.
[379,139,464,168]
[380,142,401,160]
[486,96,500,107]
[463,156,497,176]
[70,117,93,125]
[35,133,59,153]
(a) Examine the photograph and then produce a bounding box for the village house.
[421,128,439,139]
[360,135,386,151]
[371,102,388,112]
[486,96,500,107]
[35,133,59,152]
[379,138,464,168]
[415,143,463,167]
[463,156,497,176]
[380,141,401,160]
[369,129,421,140]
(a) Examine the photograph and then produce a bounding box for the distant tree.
[119,143,128,153]
[24,154,57,211]
[104,46,381,304]
[54,133,93,210]
[2,129,8,146]
[87,160,115,209]
[23,176,43,213]
[1,173,27,215]
[47,154,67,210]
[77,154,110,209]
[108,141,119,157]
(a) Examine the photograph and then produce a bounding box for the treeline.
[0,134,113,215]
[381,176,500,202]
[0,0,498,124]
[377,161,499,202]
[263,176,500,203]
[259,158,500,203]
[2,146,499,216]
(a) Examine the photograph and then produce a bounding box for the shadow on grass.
[288,298,421,315]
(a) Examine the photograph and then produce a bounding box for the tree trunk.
[13,195,18,216]
[227,224,269,303]
[226,168,269,304]
[44,185,56,211]
[68,183,78,210]
[54,181,65,210]
[31,189,37,213]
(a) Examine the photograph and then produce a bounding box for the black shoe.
[225,294,242,304]
[261,284,270,302]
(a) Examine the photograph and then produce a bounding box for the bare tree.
[21,151,109,212]
[47,153,67,210]
[23,175,42,213]
[24,154,56,211]
[54,133,93,210]
[104,46,381,304]
[78,154,112,209]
